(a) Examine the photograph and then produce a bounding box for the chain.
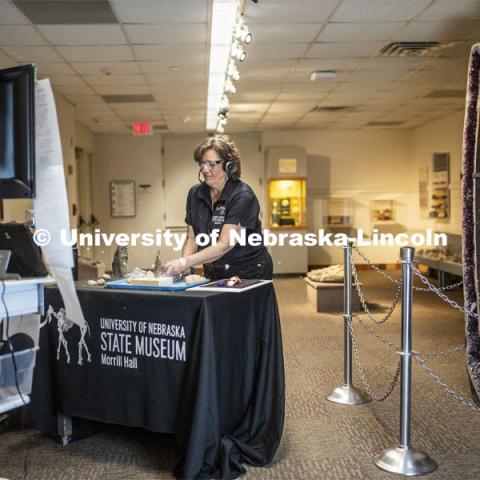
[414,355,480,412]
[413,344,465,357]
[409,263,478,319]
[354,315,400,351]
[351,246,463,292]
[350,249,401,324]
[348,317,401,401]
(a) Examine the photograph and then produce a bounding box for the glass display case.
[268,178,306,228]
[324,198,353,226]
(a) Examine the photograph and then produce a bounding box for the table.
[26,282,285,480]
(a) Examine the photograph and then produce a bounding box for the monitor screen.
[0,64,35,199]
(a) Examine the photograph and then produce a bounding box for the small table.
[26,282,285,480]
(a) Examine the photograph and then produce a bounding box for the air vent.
[311,106,351,113]
[366,121,404,127]
[424,90,465,98]
[102,94,155,104]
[378,41,440,57]
[153,124,168,131]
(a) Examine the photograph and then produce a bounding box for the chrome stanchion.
[374,247,437,476]
[327,242,370,405]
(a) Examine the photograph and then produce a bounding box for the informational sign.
[278,158,297,173]
[432,152,450,187]
[110,180,136,217]
[132,121,153,136]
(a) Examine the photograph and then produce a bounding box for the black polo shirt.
[185,179,265,265]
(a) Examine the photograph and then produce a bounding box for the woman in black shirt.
[165,135,273,280]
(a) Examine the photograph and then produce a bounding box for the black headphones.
[223,151,237,176]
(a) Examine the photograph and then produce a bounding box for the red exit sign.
[132,121,153,136]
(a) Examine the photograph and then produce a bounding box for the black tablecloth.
[26,283,285,479]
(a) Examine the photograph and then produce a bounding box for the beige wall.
[410,111,464,235]
[263,129,415,265]
[92,134,163,269]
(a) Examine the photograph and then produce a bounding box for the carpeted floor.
[1,271,480,480]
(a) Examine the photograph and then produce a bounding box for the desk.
[26,283,285,480]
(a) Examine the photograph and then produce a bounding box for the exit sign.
[132,121,153,136]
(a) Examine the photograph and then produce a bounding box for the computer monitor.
[0,64,36,199]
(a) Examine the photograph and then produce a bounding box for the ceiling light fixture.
[310,70,336,81]
[231,43,246,62]
[206,0,239,131]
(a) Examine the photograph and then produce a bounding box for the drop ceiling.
[0,0,478,133]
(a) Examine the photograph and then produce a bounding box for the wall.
[410,111,464,235]
[92,134,163,269]
[263,129,415,265]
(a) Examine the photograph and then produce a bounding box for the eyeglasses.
[197,160,222,169]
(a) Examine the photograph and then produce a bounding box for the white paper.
[33,79,87,333]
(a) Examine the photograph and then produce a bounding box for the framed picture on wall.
[371,200,394,222]
[110,180,136,218]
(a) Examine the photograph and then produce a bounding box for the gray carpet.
[1,271,480,480]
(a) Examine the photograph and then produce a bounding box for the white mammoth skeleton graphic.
[42,305,91,366]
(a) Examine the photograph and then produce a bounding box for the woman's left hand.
[164,258,190,276]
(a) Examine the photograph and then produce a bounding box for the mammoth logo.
[41,305,92,366]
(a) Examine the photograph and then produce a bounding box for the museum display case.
[268,178,306,229]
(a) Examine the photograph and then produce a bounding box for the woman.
[165,135,273,280]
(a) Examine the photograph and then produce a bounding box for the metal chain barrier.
[414,355,480,412]
[348,316,401,401]
[409,262,478,319]
[350,249,402,324]
[354,314,400,351]
[352,245,463,292]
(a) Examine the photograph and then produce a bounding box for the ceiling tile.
[37,25,127,46]
[56,46,134,62]
[317,22,405,42]
[307,42,383,58]
[296,57,363,71]
[35,62,76,75]
[124,24,206,45]
[54,84,95,95]
[244,1,339,24]
[2,45,62,62]
[93,85,152,95]
[49,75,87,86]
[146,73,205,84]
[112,0,207,24]
[249,23,322,43]
[331,1,431,22]
[83,74,147,86]
[391,21,480,42]
[139,60,204,73]
[0,25,47,45]
[0,0,29,24]
[64,94,107,105]
[416,1,480,22]
[132,44,205,61]
[246,43,308,60]
[12,0,118,24]
[71,61,141,75]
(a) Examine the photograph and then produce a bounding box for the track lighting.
[225,78,236,95]
[227,62,240,81]
[235,24,252,45]
[231,44,246,62]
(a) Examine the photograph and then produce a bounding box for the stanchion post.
[327,242,370,405]
[374,246,437,476]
